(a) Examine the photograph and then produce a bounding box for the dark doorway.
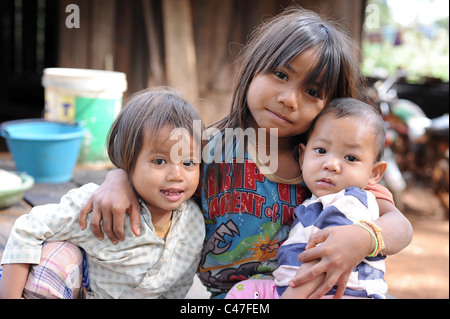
[0,0,59,150]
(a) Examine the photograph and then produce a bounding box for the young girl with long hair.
[80,7,412,299]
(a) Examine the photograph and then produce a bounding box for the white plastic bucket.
[42,68,127,164]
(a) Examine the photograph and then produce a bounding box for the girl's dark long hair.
[215,6,364,132]
[205,6,365,214]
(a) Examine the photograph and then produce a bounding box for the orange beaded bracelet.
[360,220,385,257]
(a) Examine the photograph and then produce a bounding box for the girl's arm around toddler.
[289,193,412,298]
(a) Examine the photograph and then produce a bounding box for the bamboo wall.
[58,0,365,125]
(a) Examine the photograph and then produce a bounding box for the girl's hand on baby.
[79,169,141,244]
[289,225,372,299]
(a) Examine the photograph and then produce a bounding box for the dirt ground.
[385,186,449,299]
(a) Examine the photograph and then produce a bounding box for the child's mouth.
[161,189,183,195]
[266,109,293,124]
[316,178,335,188]
[161,189,184,201]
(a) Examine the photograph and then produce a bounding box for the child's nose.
[277,88,298,111]
[323,157,341,173]
[167,164,184,181]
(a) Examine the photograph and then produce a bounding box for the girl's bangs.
[305,45,339,102]
[259,27,340,103]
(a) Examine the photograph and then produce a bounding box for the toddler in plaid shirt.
[0,88,205,299]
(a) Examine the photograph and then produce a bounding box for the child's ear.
[368,161,387,185]
[298,144,306,170]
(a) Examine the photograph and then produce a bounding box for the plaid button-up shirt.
[1,183,205,299]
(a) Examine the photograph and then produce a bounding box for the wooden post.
[58,0,89,68]
[114,0,133,79]
[142,0,165,87]
[89,0,116,70]
[162,0,199,105]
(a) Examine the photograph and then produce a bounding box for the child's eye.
[345,155,358,162]
[274,70,289,81]
[152,158,166,165]
[306,88,321,99]
[182,160,196,167]
[314,148,326,154]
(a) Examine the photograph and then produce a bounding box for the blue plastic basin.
[0,119,85,183]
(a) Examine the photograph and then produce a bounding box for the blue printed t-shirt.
[198,134,310,294]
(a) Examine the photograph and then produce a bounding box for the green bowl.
[0,172,34,209]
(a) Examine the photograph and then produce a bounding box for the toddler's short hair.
[107,87,204,174]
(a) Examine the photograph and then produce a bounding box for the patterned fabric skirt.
[1,241,90,299]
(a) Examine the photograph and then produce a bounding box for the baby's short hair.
[308,98,386,162]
